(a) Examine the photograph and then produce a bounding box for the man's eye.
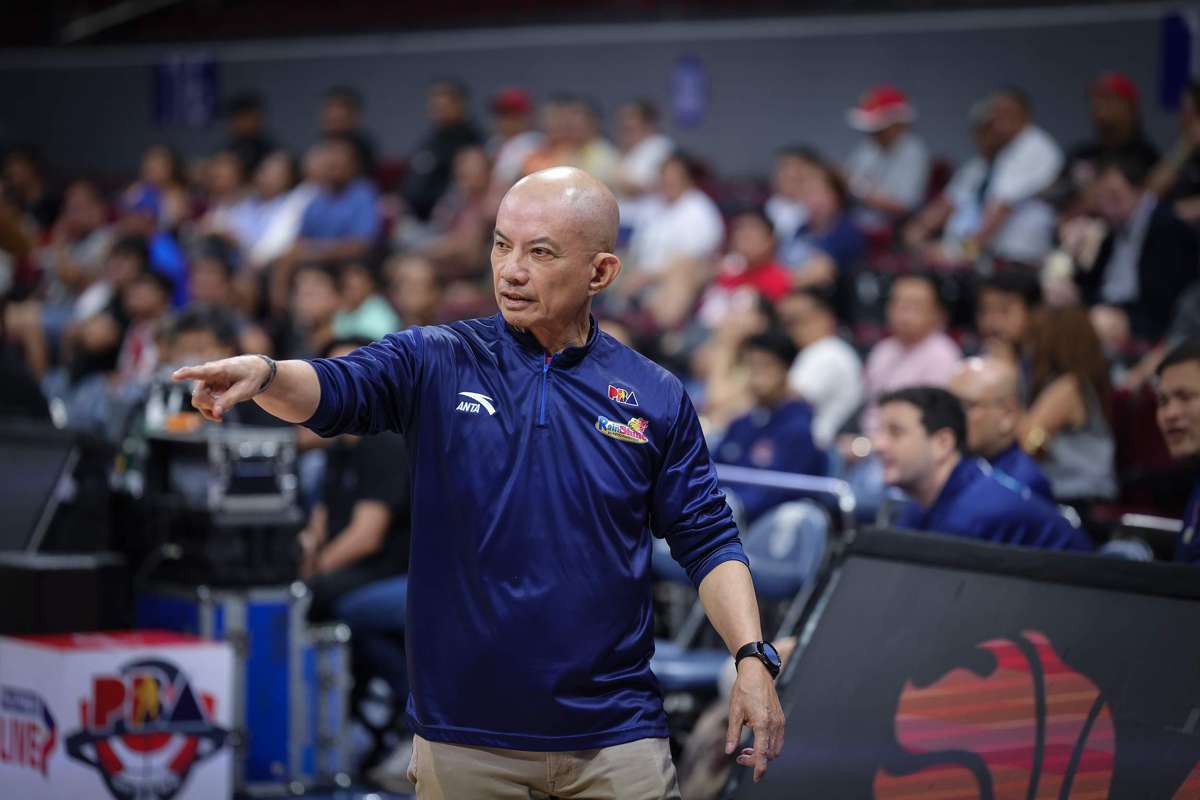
[532,248,550,257]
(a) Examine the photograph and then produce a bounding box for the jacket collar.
[494,312,600,368]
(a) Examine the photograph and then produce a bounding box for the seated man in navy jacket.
[716,330,828,523]
[949,356,1053,501]
[1155,339,1200,563]
[874,385,1091,550]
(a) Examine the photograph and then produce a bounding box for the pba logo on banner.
[65,658,228,800]
[0,684,57,778]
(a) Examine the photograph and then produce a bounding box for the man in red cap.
[844,85,931,235]
[1059,72,1159,206]
[488,87,543,192]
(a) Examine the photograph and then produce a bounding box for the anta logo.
[0,684,56,779]
[608,385,639,407]
[875,631,1116,799]
[65,658,228,800]
[456,391,496,416]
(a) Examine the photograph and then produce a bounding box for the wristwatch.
[735,641,781,679]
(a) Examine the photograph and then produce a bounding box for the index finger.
[172,363,221,383]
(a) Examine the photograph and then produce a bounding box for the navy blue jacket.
[1174,479,1200,564]
[988,442,1054,503]
[896,458,1093,551]
[304,314,747,750]
[716,399,828,522]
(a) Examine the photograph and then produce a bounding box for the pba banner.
[737,528,1200,799]
[0,631,233,800]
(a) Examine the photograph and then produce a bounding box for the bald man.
[174,167,783,798]
[949,356,1054,501]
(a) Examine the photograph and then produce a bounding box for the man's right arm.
[173,355,321,424]
[173,328,424,436]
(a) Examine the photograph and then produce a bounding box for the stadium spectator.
[226,149,314,271]
[117,171,189,308]
[1020,306,1117,507]
[688,208,792,332]
[413,146,492,280]
[199,149,250,235]
[565,97,619,186]
[2,144,59,233]
[1057,73,1159,208]
[765,146,821,243]
[779,287,864,448]
[385,253,443,328]
[1148,79,1200,224]
[861,273,962,434]
[780,158,865,290]
[906,89,1062,266]
[123,144,190,232]
[487,87,543,191]
[114,268,173,387]
[521,94,579,177]
[320,85,377,179]
[402,80,483,222]
[716,331,828,522]
[33,180,114,349]
[844,85,931,234]
[295,136,380,256]
[279,261,342,359]
[949,357,1053,500]
[223,91,276,175]
[1155,339,1200,563]
[624,152,724,296]
[974,269,1041,363]
[187,236,271,353]
[1070,157,1199,341]
[875,386,1091,550]
[615,98,674,234]
[300,337,412,620]
[334,260,401,340]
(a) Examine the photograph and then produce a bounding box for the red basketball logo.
[874,630,1114,799]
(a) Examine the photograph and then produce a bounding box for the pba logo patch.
[0,684,57,778]
[595,415,650,445]
[65,658,227,800]
[607,385,639,407]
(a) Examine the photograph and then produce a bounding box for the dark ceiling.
[0,0,1162,48]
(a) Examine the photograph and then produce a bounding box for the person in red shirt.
[694,208,793,330]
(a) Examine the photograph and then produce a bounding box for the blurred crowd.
[2,73,1200,555]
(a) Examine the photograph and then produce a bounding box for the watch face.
[763,641,782,668]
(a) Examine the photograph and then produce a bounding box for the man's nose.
[498,257,529,285]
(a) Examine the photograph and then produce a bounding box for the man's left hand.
[725,658,785,783]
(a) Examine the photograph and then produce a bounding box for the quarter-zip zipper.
[538,353,553,427]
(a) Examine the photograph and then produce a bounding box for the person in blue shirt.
[874,386,1092,551]
[949,356,1054,501]
[1155,339,1200,563]
[174,167,785,796]
[296,135,380,252]
[716,330,828,522]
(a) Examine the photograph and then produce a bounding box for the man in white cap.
[844,85,932,235]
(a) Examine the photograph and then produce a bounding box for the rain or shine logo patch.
[595,415,650,445]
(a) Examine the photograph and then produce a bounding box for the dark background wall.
[0,4,1186,179]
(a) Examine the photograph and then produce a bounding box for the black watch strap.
[254,354,277,395]
[735,641,781,678]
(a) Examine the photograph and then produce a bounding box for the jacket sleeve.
[651,388,749,587]
[303,327,424,437]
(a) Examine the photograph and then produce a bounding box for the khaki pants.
[408,733,682,799]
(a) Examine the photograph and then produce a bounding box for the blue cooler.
[135,583,350,792]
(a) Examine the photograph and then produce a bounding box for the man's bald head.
[491,167,623,350]
[950,356,1023,457]
[952,356,1020,403]
[502,167,620,253]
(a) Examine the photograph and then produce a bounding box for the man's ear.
[589,252,622,296]
[933,427,958,460]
